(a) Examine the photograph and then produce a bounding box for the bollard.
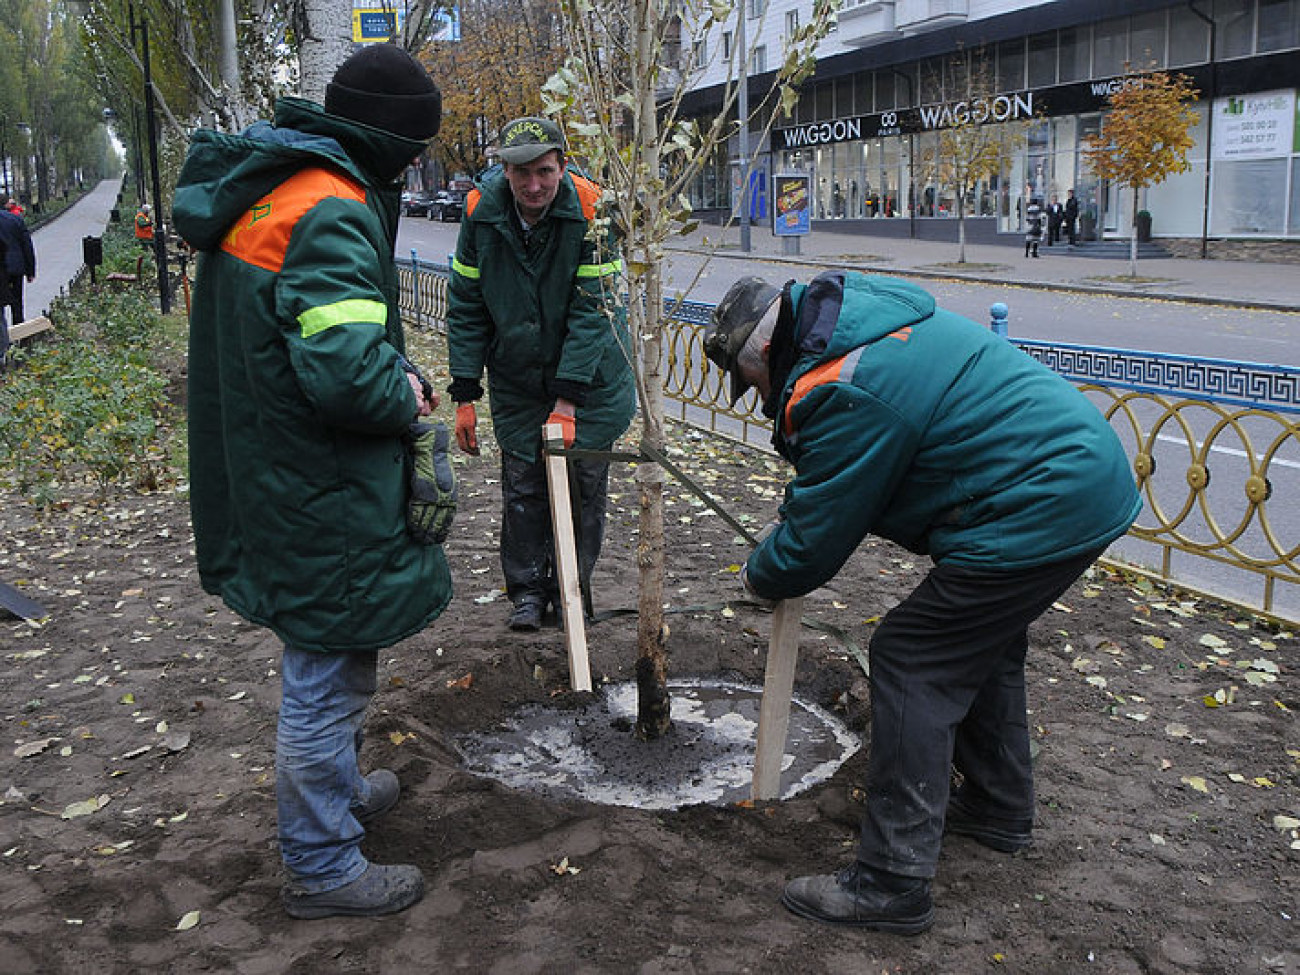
[989,302,1009,339]
[409,248,422,331]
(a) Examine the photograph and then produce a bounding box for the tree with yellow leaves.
[1085,67,1199,277]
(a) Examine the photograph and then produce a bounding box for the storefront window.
[920,57,945,103]
[855,73,874,115]
[1168,7,1210,65]
[1257,0,1300,51]
[1218,0,1255,59]
[1093,18,1127,77]
[1211,158,1287,234]
[1129,11,1167,67]
[997,39,1025,90]
[1058,27,1089,82]
[1291,158,1300,234]
[1027,32,1057,87]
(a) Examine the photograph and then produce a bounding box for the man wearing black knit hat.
[173,45,449,920]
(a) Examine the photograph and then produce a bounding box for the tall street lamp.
[129,1,170,314]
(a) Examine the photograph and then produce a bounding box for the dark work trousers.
[856,546,1105,879]
[500,452,610,609]
[0,271,10,361]
[6,273,24,329]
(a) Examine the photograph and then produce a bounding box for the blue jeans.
[276,645,380,893]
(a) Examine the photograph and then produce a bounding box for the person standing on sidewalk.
[1046,194,1064,246]
[0,202,36,339]
[173,44,449,920]
[1063,188,1080,246]
[446,116,636,632]
[704,270,1141,934]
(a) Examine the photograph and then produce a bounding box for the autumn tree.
[922,49,1029,264]
[421,0,565,178]
[542,0,836,738]
[1085,66,1199,277]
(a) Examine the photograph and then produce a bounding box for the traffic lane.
[399,219,1300,367]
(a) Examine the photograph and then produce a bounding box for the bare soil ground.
[1,428,1297,975]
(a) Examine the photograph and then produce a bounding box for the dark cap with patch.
[704,276,781,406]
[497,116,566,164]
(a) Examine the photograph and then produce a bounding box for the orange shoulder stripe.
[783,353,857,436]
[221,167,366,273]
[569,172,602,221]
[465,188,482,217]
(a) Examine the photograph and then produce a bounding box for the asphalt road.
[398,216,1300,366]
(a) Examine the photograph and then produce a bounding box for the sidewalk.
[27,179,122,320]
[670,224,1300,313]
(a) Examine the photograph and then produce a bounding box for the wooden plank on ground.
[10,316,52,343]
[542,423,592,692]
[751,596,805,801]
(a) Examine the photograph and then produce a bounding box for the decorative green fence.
[396,259,1300,623]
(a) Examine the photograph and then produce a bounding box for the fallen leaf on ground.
[175,911,200,931]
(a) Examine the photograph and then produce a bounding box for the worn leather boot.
[281,863,425,920]
[781,863,934,934]
[508,598,544,632]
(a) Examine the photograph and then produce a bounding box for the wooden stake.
[751,596,804,800]
[543,423,592,692]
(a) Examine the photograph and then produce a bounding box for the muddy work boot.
[781,863,934,934]
[945,792,1033,853]
[355,769,400,826]
[281,863,425,920]
[507,597,544,632]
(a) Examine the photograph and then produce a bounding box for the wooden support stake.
[751,596,804,801]
[543,423,592,692]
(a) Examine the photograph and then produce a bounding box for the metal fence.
[396,259,1300,623]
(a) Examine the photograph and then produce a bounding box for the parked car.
[428,190,465,222]
[401,191,435,218]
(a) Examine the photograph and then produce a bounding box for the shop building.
[679,0,1300,252]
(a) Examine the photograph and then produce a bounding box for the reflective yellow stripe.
[297,298,387,339]
[452,257,480,280]
[575,257,623,279]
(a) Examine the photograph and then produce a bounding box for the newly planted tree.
[1085,66,1199,277]
[543,0,836,738]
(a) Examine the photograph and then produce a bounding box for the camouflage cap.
[498,117,566,164]
[703,276,781,406]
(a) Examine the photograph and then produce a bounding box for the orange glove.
[454,402,479,455]
[546,411,576,449]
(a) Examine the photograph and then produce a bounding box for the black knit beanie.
[325,44,442,141]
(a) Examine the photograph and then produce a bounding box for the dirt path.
[1,434,1297,974]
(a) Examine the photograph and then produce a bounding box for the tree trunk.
[632,0,671,740]
[297,0,354,104]
[1130,189,1140,278]
[957,191,967,263]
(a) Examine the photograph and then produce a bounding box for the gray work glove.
[405,421,457,545]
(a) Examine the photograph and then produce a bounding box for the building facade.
[681,0,1300,248]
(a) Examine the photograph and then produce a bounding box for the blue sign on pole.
[772,173,811,237]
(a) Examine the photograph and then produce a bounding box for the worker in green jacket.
[705,271,1141,934]
[173,45,448,920]
[447,116,636,632]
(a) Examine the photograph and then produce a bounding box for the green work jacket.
[173,98,451,652]
[745,271,1142,600]
[446,166,636,462]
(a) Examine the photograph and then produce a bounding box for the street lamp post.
[0,117,9,200]
[129,2,170,314]
[738,6,751,253]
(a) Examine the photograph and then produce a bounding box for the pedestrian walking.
[1024,197,1043,258]
[446,115,636,632]
[172,43,449,921]
[0,203,36,341]
[704,270,1141,934]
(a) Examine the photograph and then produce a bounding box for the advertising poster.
[1212,90,1297,161]
[772,173,811,237]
